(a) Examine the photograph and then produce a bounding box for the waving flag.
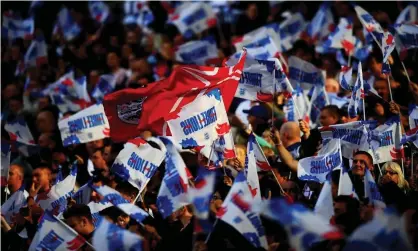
[306,2,334,44]
[198,131,236,167]
[104,51,246,141]
[343,207,414,251]
[157,137,190,218]
[309,85,329,125]
[284,86,309,122]
[88,1,110,24]
[401,127,418,147]
[272,12,307,52]
[37,163,78,216]
[348,62,365,118]
[88,200,112,227]
[354,5,385,48]
[328,93,349,108]
[168,2,216,39]
[381,31,396,74]
[323,18,356,56]
[364,168,386,209]
[288,56,324,90]
[29,212,86,251]
[233,27,280,59]
[167,88,230,149]
[339,66,354,91]
[1,185,28,224]
[244,133,262,203]
[175,36,218,65]
[1,143,11,186]
[255,198,343,251]
[5,118,36,145]
[111,138,164,192]
[72,182,92,205]
[24,35,48,67]
[392,23,418,60]
[409,105,418,129]
[369,117,403,163]
[93,217,143,251]
[53,7,81,41]
[298,139,342,183]
[217,172,268,249]
[2,15,34,40]
[395,3,418,24]
[314,176,334,222]
[123,1,154,28]
[337,164,359,199]
[58,104,110,146]
[92,74,116,103]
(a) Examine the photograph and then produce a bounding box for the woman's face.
[384,168,399,185]
[374,103,385,117]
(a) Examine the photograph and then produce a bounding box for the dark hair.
[9,95,23,103]
[99,206,126,222]
[39,105,60,122]
[334,195,360,214]
[353,150,374,166]
[115,181,139,199]
[63,204,93,222]
[331,169,341,185]
[321,105,341,121]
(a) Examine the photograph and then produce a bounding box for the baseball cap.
[243,105,270,120]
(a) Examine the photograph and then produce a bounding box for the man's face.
[374,80,389,101]
[36,111,56,133]
[8,165,23,189]
[319,109,338,127]
[32,168,51,192]
[9,99,23,115]
[66,216,90,236]
[86,139,104,156]
[103,145,112,163]
[107,52,119,68]
[333,201,347,217]
[352,154,372,177]
[91,150,109,176]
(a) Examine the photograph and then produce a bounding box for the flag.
[53,7,81,41]
[111,138,165,192]
[354,5,385,48]
[167,88,230,149]
[392,23,418,60]
[217,172,268,249]
[314,176,334,222]
[198,131,236,167]
[168,2,216,39]
[123,1,154,28]
[337,164,359,198]
[309,85,329,125]
[409,105,418,129]
[339,66,353,91]
[298,139,342,183]
[270,12,306,52]
[381,31,396,74]
[92,185,149,224]
[91,74,116,103]
[364,168,386,209]
[306,2,335,44]
[1,142,11,186]
[24,35,48,67]
[29,212,86,251]
[88,200,112,227]
[343,207,414,251]
[369,117,403,163]
[255,198,343,251]
[92,217,143,251]
[233,27,280,59]
[53,166,64,185]
[175,36,218,65]
[348,62,365,118]
[288,56,324,90]
[2,15,34,40]
[322,18,356,56]
[72,182,92,205]
[400,127,418,147]
[157,137,190,218]
[244,133,262,203]
[395,3,418,24]
[1,185,28,224]
[4,118,36,145]
[103,50,246,141]
[88,1,110,24]
[284,86,310,122]
[328,93,349,108]
[58,104,110,146]
[37,163,78,216]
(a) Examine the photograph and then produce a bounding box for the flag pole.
[412,150,415,180]
[270,169,285,194]
[400,62,411,83]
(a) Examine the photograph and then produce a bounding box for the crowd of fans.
[1,1,418,251]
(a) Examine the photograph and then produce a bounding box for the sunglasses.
[384,170,398,176]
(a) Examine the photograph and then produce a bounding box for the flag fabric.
[91,74,117,103]
[309,85,329,125]
[1,185,28,224]
[103,50,246,141]
[1,143,11,186]
[288,56,324,90]
[354,5,385,48]
[111,138,165,192]
[381,31,396,74]
[157,137,190,218]
[88,1,110,24]
[369,117,403,163]
[72,182,92,205]
[348,62,365,118]
[392,24,418,60]
[284,86,310,122]
[322,18,356,56]
[2,15,34,40]
[339,66,354,91]
[175,36,218,65]
[198,132,236,167]
[297,139,342,183]
[29,212,86,251]
[53,166,64,186]
[233,27,280,59]
[400,127,418,147]
[167,88,230,149]
[24,36,48,68]
[268,12,307,52]
[92,184,149,224]
[328,93,349,108]
[337,164,359,198]
[364,168,386,209]
[37,164,78,216]
[53,7,81,41]
[343,207,414,251]
[217,172,268,249]
[58,104,110,147]
[168,2,217,39]
[4,118,36,145]
[319,121,372,159]
[244,133,262,203]
[92,217,143,251]
[250,133,272,172]
[395,3,418,24]
[409,105,418,129]
[88,200,112,227]
[314,176,334,222]
[255,198,343,251]
[123,1,154,28]
[306,2,335,44]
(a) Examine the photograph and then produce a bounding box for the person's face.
[160,42,174,61]
[3,85,19,101]
[211,192,223,210]
[325,79,340,93]
[110,36,119,47]
[107,53,119,69]
[384,168,399,184]
[32,168,51,191]
[374,103,385,117]
[369,58,386,79]
[38,133,53,148]
[331,182,338,200]
[246,4,258,20]
[374,80,389,101]
[116,214,130,228]
[103,145,112,163]
[86,139,104,156]
[91,150,107,171]
[126,31,137,45]
[66,216,91,236]
[89,70,100,86]
[352,154,371,177]
[36,111,56,133]
[8,165,23,189]
[319,110,338,127]
[9,99,23,115]
[333,201,347,218]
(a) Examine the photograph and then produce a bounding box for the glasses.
[384,170,398,176]
[353,159,366,165]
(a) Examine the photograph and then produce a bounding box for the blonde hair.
[382,161,409,190]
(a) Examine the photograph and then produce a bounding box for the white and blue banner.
[5,118,36,145]
[2,15,34,40]
[288,56,324,90]
[175,36,218,65]
[233,27,280,59]
[1,185,28,224]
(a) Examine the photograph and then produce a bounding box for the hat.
[243,105,270,120]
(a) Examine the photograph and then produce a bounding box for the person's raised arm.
[271,129,298,173]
